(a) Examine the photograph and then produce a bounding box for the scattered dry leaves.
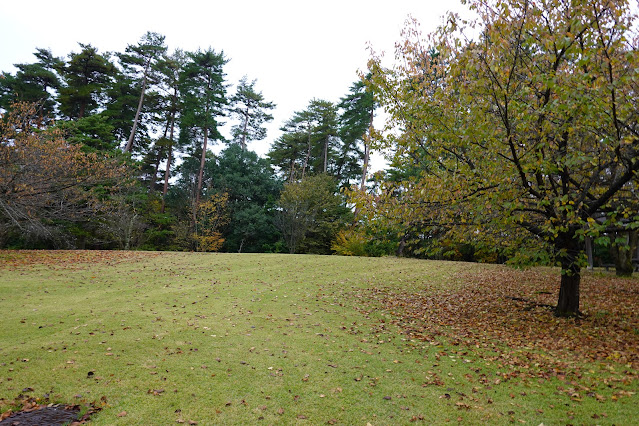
[354,266,638,387]
[0,250,160,271]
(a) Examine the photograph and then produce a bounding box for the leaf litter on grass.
[0,250,158,271]
[1,252,637,424]
[353,264,638,413]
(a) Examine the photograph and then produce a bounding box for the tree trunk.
[302,132,311,179]
[124,64,149,153]
[360,143,370,191]
[161,93,178,214]
[240,108,249,151]
[193,126,208,228]
[556,264,580,317]
[585,236,593,270]
[288,159,296,182]
[78,101,86,119]
[161,144,172,213]
[150,145,164,192]
[611,230,638,277]
[556,232,581,316]
[360,108,373,191]
[396,233,407,257]
[323,136,328,173]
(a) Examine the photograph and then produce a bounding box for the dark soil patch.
[0,396,101,426]
[0,405,80,425]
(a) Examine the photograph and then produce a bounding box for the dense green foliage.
[1,1,636,281]
[0,34,371,253]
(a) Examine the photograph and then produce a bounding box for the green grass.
[0,252,636,424]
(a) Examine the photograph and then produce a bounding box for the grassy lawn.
[0,251,636,424]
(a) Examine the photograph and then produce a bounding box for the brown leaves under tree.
[358,265,639,375]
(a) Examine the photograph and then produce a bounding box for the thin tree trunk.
[150,146,165,192]
[288,159,296,182]
[162,120,175,213]
[302,131,311,179]
[196,129,208,205]
[124,64,149,153]
[323,136,328,173]
[360,143,370,191]
[161,91,178,213]
[585,236,593,270]
[193,100,210,230]
[240,108,249,151]
[161,144,172,213]
[360,109,374,190]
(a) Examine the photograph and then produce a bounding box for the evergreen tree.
[57,43,118,119]
[268,99,340,181]
[338,77,374,189]
[229,76,275,151]
[156,49,186,211]
[307,99,339,175]
[178,48,228,220]
[268,131,307,182]
[0,48,62,121]
[211,144,282,252]
[119,32,167,153]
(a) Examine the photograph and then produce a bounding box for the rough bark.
[556,232,581,316]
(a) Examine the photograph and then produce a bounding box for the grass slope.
[0,251,636,425]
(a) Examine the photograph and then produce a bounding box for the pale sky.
[0,0,464,166]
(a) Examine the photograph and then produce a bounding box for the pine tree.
[57,43,117,119]
[229,76,275,151]
[120,32,167,153]
[338,76,375,189]
[179,48,228,222]
[0,48,62,121]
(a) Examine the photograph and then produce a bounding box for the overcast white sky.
[0,0,464,165]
